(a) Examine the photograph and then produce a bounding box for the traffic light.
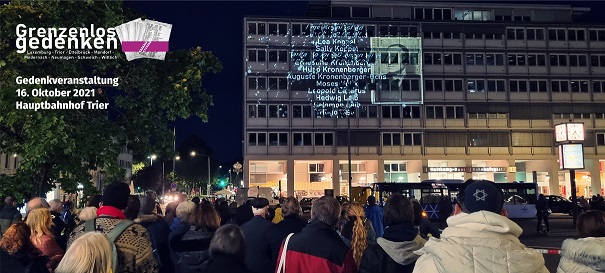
[219,180,226,187]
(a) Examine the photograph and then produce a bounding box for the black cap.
[102,182,130,210]
[251,198,269,208]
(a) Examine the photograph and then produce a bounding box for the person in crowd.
[26,208,64,271]
[67,181,158,273]
[264,196,306,266]
[0,222,49,273]
[338,202,351,231]
[578,196,589,212]
[360,195,426,273]
[135,196,172,273]
[412,180,549,273]
[165,193,188,227]
[201,224,255,273]
[171,204,221,272]
[124,195,141,221]
[192,197,201,206]
[168,200,196,268]
[340,203,371,269]
[60,201,76,232]
[87,195,103,209]
[236,198,254,225]
[0,196,22,239]
[536,194,551,234]
[412,201,440,239]
[272,203,283,224]
[438,196,453,229]
[364,196,384,238]
[48,199,68,250]
[25,197,65,244]
[277,196,357,273]
[77,207,97,223]
[557,210,605,273]
[55,232,112,273]
[217,201,232,225]
[1,247,26,273]
[241,198,274,273]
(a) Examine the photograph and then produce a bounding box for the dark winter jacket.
[0,205,21,238]
[50,211,67,250]
[236,203,254,226]
[364,205,384,238]
[170,225,214,273]
[341,216,377,247]
[241,216,274,273]
[536,198,550,216]
[136,214,173,273]
[201,254,255,273]
[264,215,306,265]
[359,222,426,273]
[277,220,357,273]
[7,249,50,273]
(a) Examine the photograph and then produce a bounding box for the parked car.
[545,195,583,215]
[300,197,318,212]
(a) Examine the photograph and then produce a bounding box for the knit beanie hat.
[461,180,504,213]
[102,182,130,210]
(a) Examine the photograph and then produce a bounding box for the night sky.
[124,1,604,164]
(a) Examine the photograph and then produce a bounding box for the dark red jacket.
[276,220,357,273]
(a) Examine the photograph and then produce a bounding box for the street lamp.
[190,151,211,195]
[147,154,157,166]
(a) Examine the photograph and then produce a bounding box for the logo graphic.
[473,189,488,201]
[115,18,172,61]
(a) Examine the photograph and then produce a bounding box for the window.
[382,106,401,118]
[454,9,491,21]
[402,106,421,118]
[268,104,288,118]
[465,33,482,39]
[248,132,266,146]
[550,54,568,66]
[569,55,587,67]
[551,80,569,92]
[467,79,485,92]
[443,53,462,65]
[268,77,288,90]
[385,163,407,173]
[403,133,422,145]
[548,29,566,41]
[424,79,443,92]
[291,23,310,36]
[526,28,545,40]
[444,79,463,92]
[268,50,287,62]
[382,133,401,146]
[466,53,485,65]
[268,23,288,35]
[352,7,370,18]
[589,29,605,41]
[485,53,504,66]
[593,80,605,93]
[426,106,444,119]
[359,106,378,118]
[248,22,266,35]
[248,105,266,118]
[423,32,441,39]
[527,54,546,66]
[424,53,442,65]
[591,55,605,67]
[269,132,288,146]
[248,49,266,62]
[529,80,548,92]
[293,105,312,118]
[401,79,420,92]
[570,80,589,93]
[446,106,464,119]
[509,80,527,92]
[485,33,501,40]
[293,133,312,146]
[597,133,605,146]
[507,28,525,40]
[248,77,267,90]
[309,163,325,173]
[508,54,526,66]
[315,133,334,146]
[567,29,585,41]
[487,80,506,92]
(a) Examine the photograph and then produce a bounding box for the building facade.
[243,1,605,199]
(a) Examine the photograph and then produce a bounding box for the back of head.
[191,204,220,231]
[209,224,246,262]
[367,195,376,206]
[102,182,130,210]
[281,197,301,217]
[577,210,605,238]
[87,195,103,209]
[49,199,62,213]
[138,196,156,216]
[176,201,196,222]
[458,179,504,214]
[4,196,16,207]
[0,222,40,256]
[25,208,53,240]
[347,203,367,268]
[26,197,49,215]
[383,194,414,226]
[124,195,141,220]
[55,232,112,273]
[78,207,98,222]
[311,196,340,227]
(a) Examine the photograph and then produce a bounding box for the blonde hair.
[79,207,98,222]
[348,203,367,268]
[176,201,196,221]
[25,208,54,245]
[55,232,112,273]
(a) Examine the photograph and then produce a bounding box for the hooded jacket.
[412,211,549,273]
[557,237,605,273]
[359,222,426,273]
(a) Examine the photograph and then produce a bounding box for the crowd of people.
[0,179,604,273]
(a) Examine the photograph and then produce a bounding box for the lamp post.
[148,154,157,166]
[554,122,585,227]
[191,151,211,195]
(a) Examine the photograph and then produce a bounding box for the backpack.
[85,219,134,273]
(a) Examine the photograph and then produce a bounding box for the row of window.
[247,22,605,43]
[247,131,605,147]
[1,154,18,170]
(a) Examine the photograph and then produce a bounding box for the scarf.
[96,206,126,219]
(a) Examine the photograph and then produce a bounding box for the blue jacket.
[365,205,384,238]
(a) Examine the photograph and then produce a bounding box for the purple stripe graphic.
[121,41,169,52]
